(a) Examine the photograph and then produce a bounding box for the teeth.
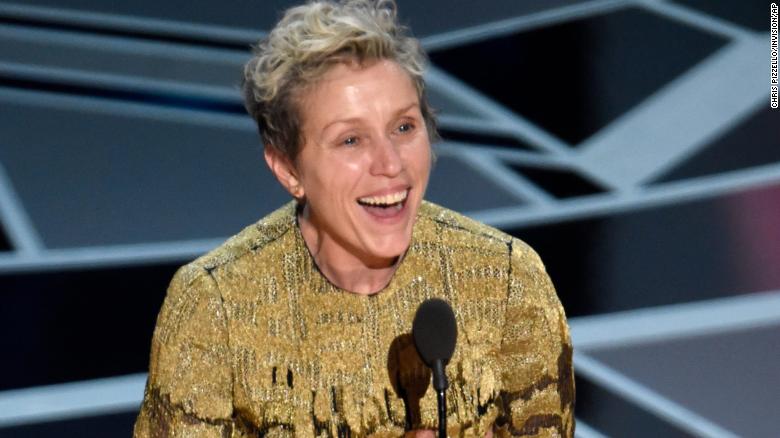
[358,190,408,206]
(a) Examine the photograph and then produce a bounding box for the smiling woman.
[133,1,574,437]
[269,59,432,294]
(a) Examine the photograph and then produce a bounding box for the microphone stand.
[436,389,446,438]
[432,359,448,438]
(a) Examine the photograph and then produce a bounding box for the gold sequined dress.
[133,201,574,437]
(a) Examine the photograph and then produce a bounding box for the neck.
[297,207,401,295]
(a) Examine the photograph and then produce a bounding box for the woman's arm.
[133,265,235,437]
[493,239,575,438]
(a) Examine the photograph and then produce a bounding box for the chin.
[365,235,411,263]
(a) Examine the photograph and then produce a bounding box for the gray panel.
[0,0,289,33]
[426,86,483,119]
[0,88,289,248]
[0,87,515,248]
[590,324,780,437]
[0,23,247,92]
[425,153,522,212]
[672,0,768,32]
[654,107,780,183]
[401,0,588,37]
[7,0,589,36]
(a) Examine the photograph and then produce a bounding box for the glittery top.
[133,201,574,437]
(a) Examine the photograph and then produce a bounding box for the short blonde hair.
[242,0,437,160]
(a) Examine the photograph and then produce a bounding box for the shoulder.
[417,200,552,280]
[167,201,301,310]
[155,201,297,315]
[508,236,549,278]
[185,201,297,274]
[417,200,513,251]
[417,201,548,269]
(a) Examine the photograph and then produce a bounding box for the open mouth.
[357,189,409,217]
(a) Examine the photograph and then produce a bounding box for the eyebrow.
[392,102,420,118]
[319,102,420,136]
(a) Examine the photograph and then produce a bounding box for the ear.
[264,145,304,199]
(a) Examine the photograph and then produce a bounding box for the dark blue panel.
[429,7,727,145]
[439,128,535,151]
[0,221,10,251]
[0,262,178,390]
[0,410,137,438]
[509,164,605,198]
[507,182,780,316]
[575,375,695,438]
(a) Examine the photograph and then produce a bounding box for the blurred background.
[0,0,777,436]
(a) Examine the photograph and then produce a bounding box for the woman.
[134,1,574,437]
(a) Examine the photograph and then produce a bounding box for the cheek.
[315,159,367,204]
[338,153,377,188]
[408,142,432,180]
[301,153,358,186]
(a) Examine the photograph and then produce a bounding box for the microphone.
[412,298,457,438]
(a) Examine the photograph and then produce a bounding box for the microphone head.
[412,298,458,367]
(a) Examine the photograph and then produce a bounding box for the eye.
[397,122,415,133]
[343,136,358,146]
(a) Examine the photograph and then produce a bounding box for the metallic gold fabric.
[134,201,574,437]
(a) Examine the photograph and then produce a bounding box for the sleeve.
[493,239,575,438]
[133,265,236,437]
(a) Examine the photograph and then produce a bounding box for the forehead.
[300,59,418,111]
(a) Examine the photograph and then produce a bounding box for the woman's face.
[269,59,431,268]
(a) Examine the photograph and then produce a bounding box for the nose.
[369,135,403,177]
